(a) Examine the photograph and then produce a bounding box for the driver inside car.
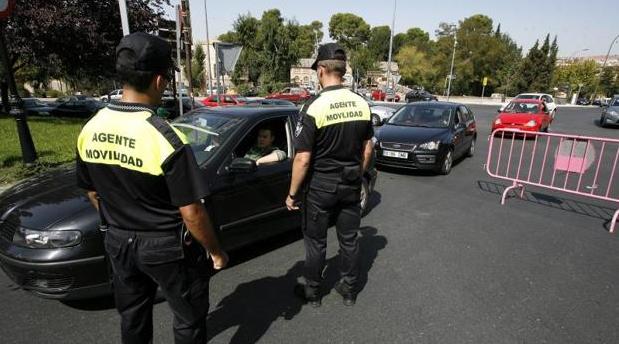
[244,127,287,166]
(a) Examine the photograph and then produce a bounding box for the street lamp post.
[591,34,619,101]
[386,0,396,101]
[446,26,457,101]
[203,0,213,95]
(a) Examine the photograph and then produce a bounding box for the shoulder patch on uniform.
[146,116,184,150]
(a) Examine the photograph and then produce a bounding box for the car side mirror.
[497,109,501,113]
[380,118,389,125]
[228,157,257,174]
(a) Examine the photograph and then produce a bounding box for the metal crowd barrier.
[485,128,619,233]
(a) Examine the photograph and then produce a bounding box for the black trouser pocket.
[138,235,184,265]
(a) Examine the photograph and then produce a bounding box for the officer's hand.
[286,195,299,211]
[211,250,229,270]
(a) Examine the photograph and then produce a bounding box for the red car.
[266,87,311,104]
[201,95,246,107]
[492,99,553,133]
[371,89,401,102]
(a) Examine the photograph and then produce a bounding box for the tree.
[554,59,599,97]
[328,13,370,50]
[293,21,324,58]
[3,0,170,94]
[219,10,317,89]
[349,46,375,83]
[599,66,619,97]
[191,45,206,92]
[368,26,391,61]
[395,45,434,87]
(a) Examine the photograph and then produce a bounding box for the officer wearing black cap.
[286,43,374,307]
[76,32,228,344]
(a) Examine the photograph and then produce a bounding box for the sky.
[166,0,618,57]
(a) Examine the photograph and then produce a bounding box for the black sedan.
[21,98,55,116]
[374,102,477,174]
[0,106,377,300]
[50,95,105,118]
[405,89,438,103]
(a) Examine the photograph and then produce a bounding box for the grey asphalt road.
[1,105,619,344]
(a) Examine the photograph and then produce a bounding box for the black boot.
[334,281,356,306]
[293,283,321,308]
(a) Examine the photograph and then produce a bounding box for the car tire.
[600,115,607,127]
[371,114,381,126]
[467,139,476,157]
[439,149,453,175]
[360,178,370,216]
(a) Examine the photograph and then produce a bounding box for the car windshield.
[388,104,453,128]
[612,98,619,106]
[515,94,540,100]
[171,113,244,165]
[504,102,539,114]
[24,99,45,107]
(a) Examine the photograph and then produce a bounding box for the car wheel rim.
[444,152,452,172]
[360,183,368,211]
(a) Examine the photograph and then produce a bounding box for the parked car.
[372,88,401,102]
[576,97,590,106]
[405,89,438,103]
[266,87,311,104]
[100,89,123,102]
[500,93,557,119]
[50,96,105,118]
[355,92,397,126]
[600,96,619,127]
[492,99,553,133]
[374,101,477,174]
[243,98,297,107]
[159,97,205,120]
[0,106,377,300]
[201,94,246,107]
[21,98,55,116]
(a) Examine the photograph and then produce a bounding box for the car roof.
[402,101,462,107]
[511,99,542,104]
[188,106,298,119]
[516,93,549,97]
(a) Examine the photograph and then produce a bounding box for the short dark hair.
[117,69,156,93]
[258,127,274,137]
[318,60,346,78]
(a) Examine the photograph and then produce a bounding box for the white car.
[355,92,397,126]
[501,93,557,118]
[100,89,123,102]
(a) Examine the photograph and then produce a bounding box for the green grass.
[0,116,85,185]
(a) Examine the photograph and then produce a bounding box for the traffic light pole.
[175,5,183,118]
[0,21,36,165]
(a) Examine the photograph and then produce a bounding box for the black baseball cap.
[311,43,347,70]
[116,32,178,78]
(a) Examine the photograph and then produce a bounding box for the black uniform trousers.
[105,227,211,344]
[302,176,361,296]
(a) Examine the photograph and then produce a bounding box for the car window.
[224,96,235,103]
[504,102,539,114]
[458,106,470,121]
[515,94,538,100]
[282,88,291,94]
[388,104,453,128]
[172,113,245,165]
[234,117,290,166]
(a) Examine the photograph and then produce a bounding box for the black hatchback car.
[405,89,438,103]
[374,102,476,174]
[0,106,377,300]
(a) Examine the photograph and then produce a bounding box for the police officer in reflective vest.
[286,43,374,307]
[76,32,228,344]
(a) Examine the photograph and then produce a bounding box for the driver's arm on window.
[256,149,287,166]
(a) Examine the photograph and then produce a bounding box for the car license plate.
[383,150,408,159]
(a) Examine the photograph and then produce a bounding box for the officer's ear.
[154,75,167,92]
